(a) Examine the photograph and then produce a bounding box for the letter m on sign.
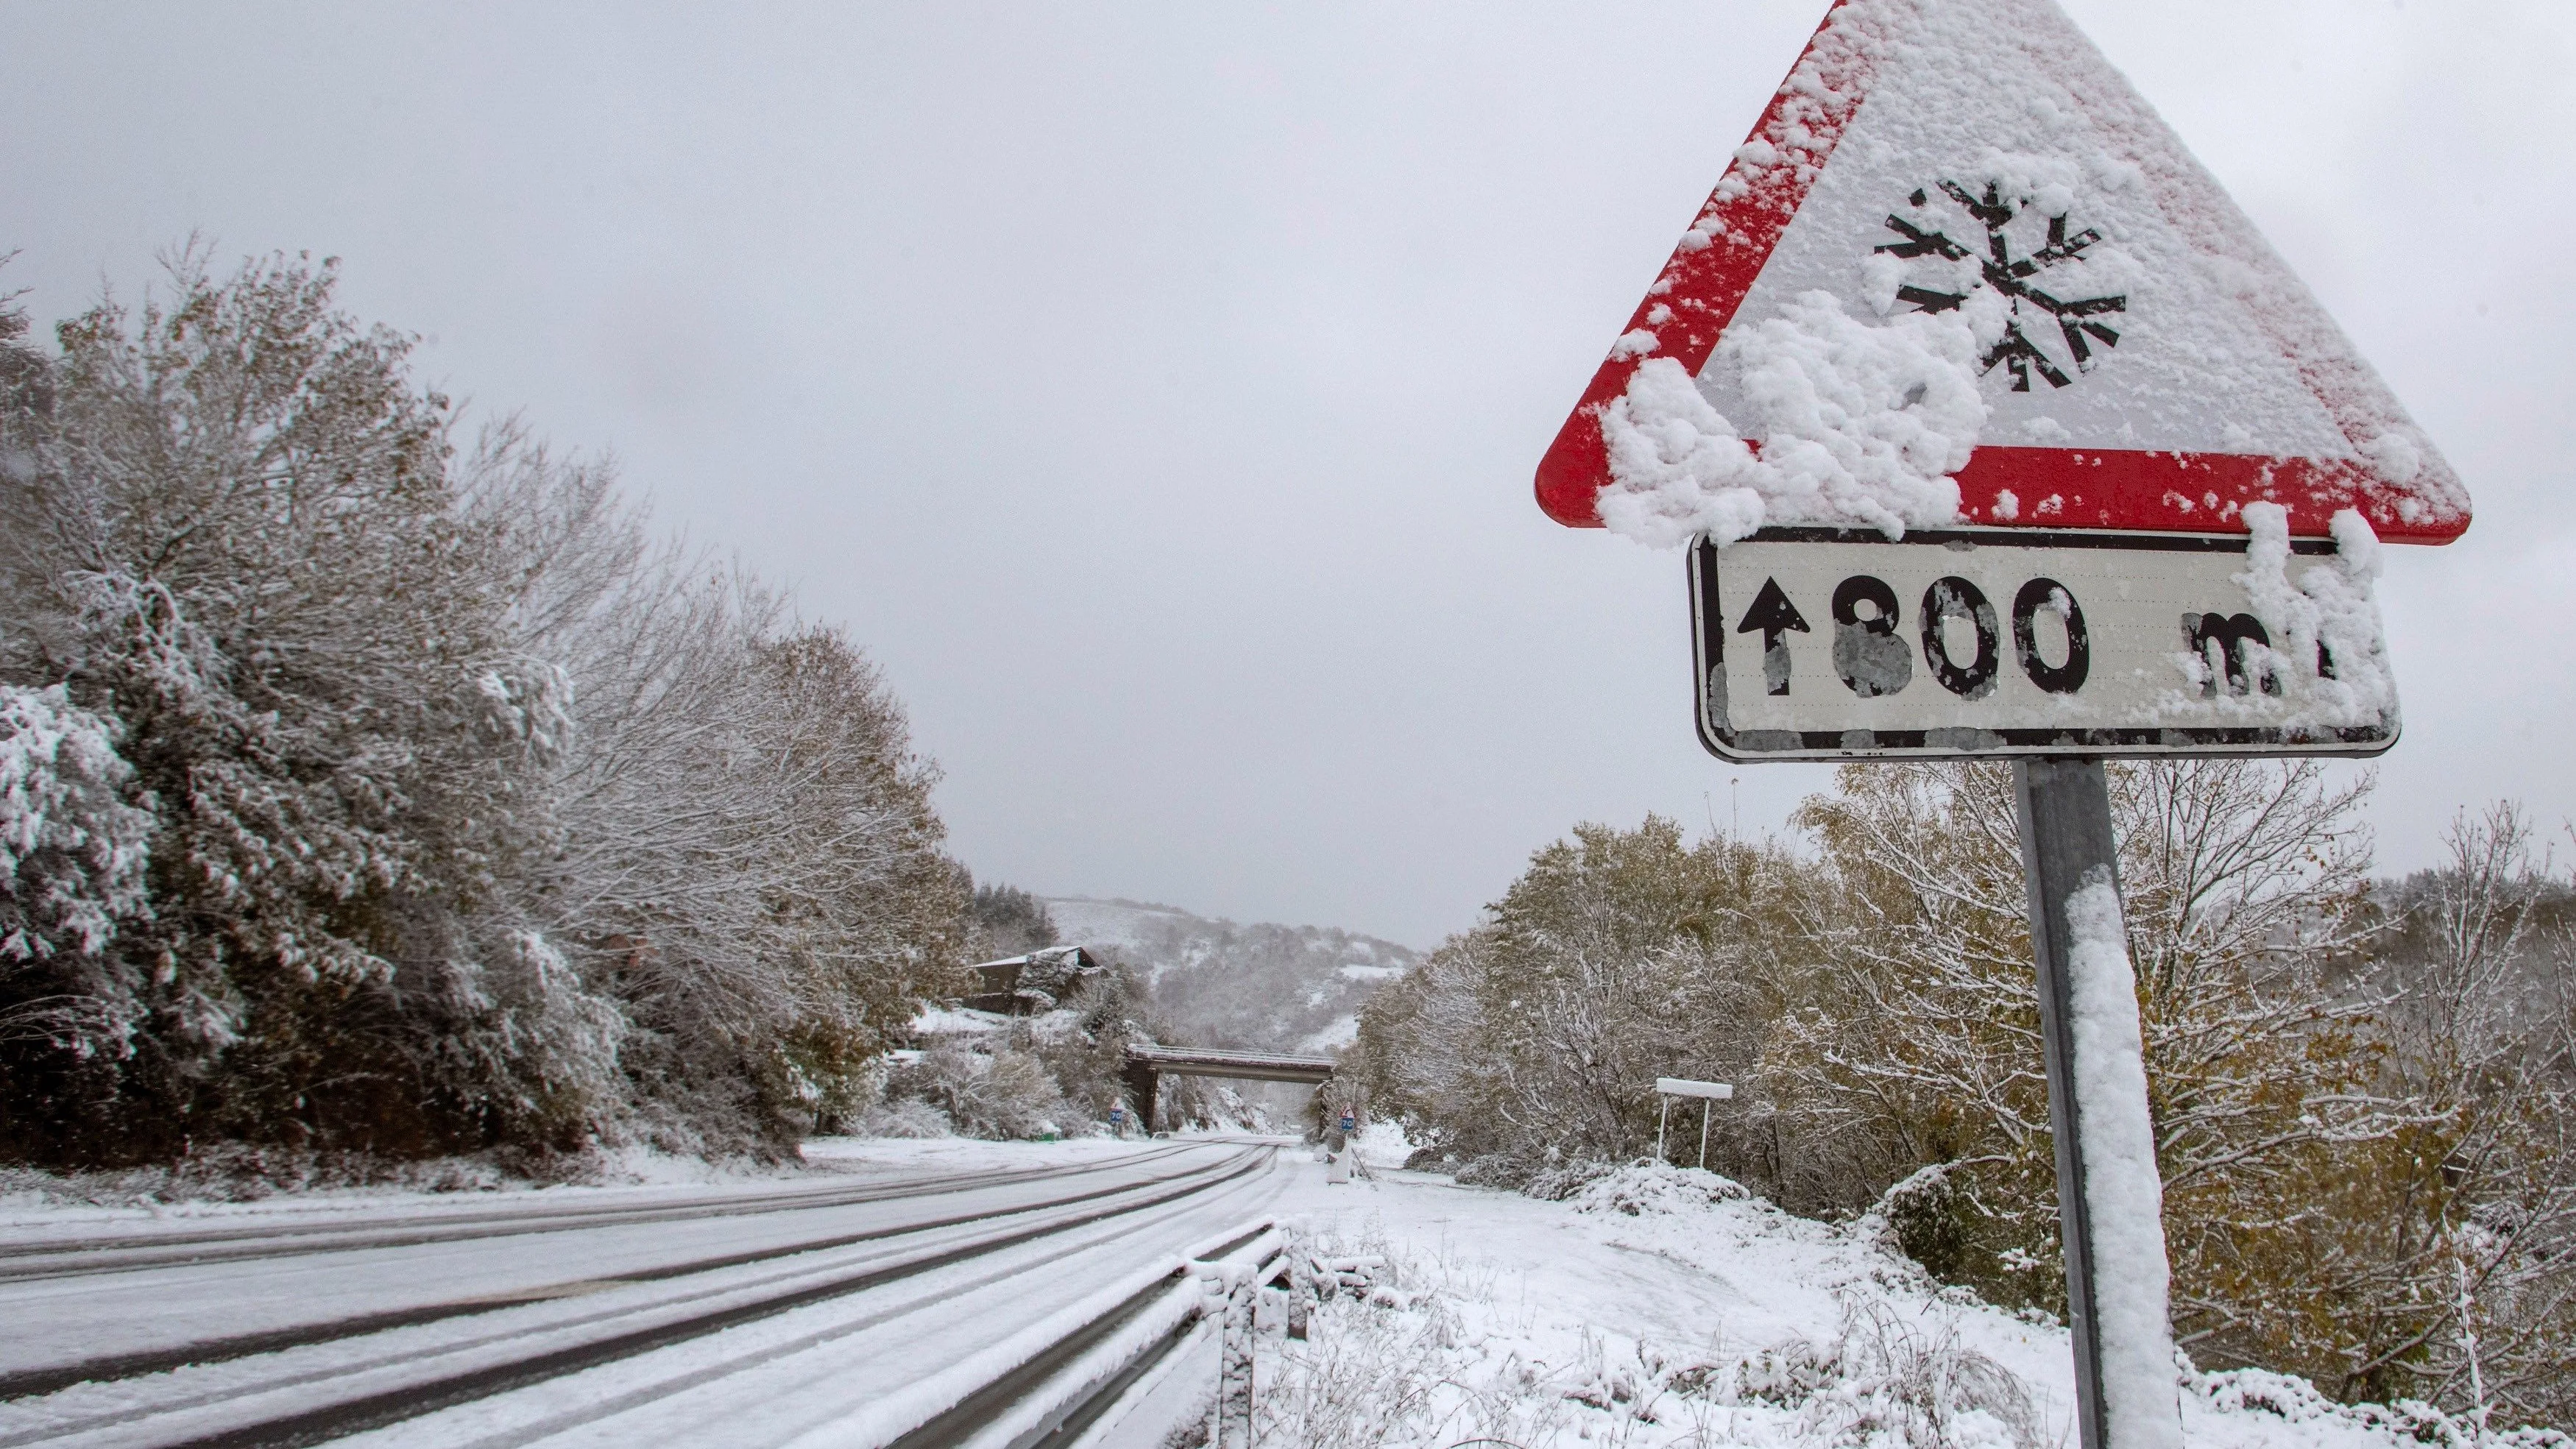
[2182,613,2278,698]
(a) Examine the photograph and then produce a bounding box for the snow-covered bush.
[0,1145,534,1207]
[854,1097,951,1139]
[1252,1219,2042,1449]
[885,1042,1067,1141]
[1249,1229,1515,1449]
[1564,1160,1749,1216]
[413,929,629,1149]
[1027,963,1152,1124]
[1449,1152,1539,1193]
[1359,765,2576,1426]
[1782,763,2576,1426]
[1443,1153,1624,1201]
[1256,1165,2572,1449]
[552,611,971,1155]
[1518,1158,1616,1202]
[1254,1279,1463,1448]
[2195,1367,2576,1449]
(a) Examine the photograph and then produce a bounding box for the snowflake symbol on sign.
[1877,181,2127,392]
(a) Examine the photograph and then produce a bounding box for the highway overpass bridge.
[1121,1043,1337,1130]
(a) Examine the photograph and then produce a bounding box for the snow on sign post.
[1533,4,2470,1449]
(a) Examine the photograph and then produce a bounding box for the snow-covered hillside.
[1267,1155,2568,1449]
[1044,897,1418,1053]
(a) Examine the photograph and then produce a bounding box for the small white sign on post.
[1655,1078,1735,1171]
[1655,1078,1735,1101]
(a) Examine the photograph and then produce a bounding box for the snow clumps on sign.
[2240,503,2393,717]
[2153,503,2396,731]
[1597,291,1986,548]
[2063,868,2184,1449]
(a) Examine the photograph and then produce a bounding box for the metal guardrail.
[845,1211,1398,1449]
[854,1216,1286,1449]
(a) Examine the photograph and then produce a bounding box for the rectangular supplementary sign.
[1656,1078,1735,1100]
[1689,528,2398,762]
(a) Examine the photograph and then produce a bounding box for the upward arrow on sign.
[1535,0,2470,547]
[1733,576,1810,696]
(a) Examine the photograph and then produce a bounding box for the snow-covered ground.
[1252,1160,2563,1449]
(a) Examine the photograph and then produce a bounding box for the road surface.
[0,1137,1301,1448]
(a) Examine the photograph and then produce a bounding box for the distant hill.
[1044,897,1420,1055]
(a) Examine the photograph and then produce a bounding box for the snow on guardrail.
[808,1217,1281,1449]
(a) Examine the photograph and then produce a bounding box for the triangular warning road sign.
[1535,0,2470,544]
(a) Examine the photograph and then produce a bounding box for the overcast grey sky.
[3,1,2569,947]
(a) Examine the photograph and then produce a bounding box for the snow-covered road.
[0,1138,1298,1448]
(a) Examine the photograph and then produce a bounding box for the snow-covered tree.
[533,592,970,1149]
[1356,818,1800,1174]
[1774,764,2397,1329]
[0,249,528,1154]
[963,877,1059,960]
[0,250,968,1163]
[2326,805,2576,1426]
[1767,762,2576,1428]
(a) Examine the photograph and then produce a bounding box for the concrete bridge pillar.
[1122,1059,1160,1133]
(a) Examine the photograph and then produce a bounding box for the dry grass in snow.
[1246,1163,2571,1449]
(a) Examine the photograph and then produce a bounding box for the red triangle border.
[1533,0,2466,545]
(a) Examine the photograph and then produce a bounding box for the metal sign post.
[2015,759,2129,1449]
